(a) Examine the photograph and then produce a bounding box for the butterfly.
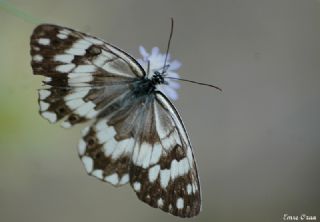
[30,24,201,218]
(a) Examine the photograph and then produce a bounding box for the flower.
[137,46,181,100]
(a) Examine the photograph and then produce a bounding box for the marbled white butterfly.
[30,22,204,217]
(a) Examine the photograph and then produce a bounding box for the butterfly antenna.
[164,76,222,91]
[162,18,174,75]
[161,18,221,92]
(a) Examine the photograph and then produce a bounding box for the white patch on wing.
[39,89,51,100]
[132,143,140,164]
[103,138,117,156]
[74,101,95,116]
[33,55,43,62]
[68,75,93,84]
[91,169,103,179]
[73,65,96,73]
[187,184,192,195]
[72,39,92,50]
[133,181,141,192]
[61,121,72,128]
[96,124,116,143]
[134,143,153,168]
[160,169,170,188]
[66,98,85,110]
[38,38,50,45]
[81,156,93,173]
[149,143,162,165]
[57,33,68,39]
[171,157,190,180]
[65,48,86,55]
[170,159,179,180]
[39,101,49,111]
[43,77,51,83]
[33,46,40,51]
[104,173,119,185]
[56,64,75,73]
[178,157,190,176]
[157,198,164,207]
[161,130,180,151]
[111,138,135,160]
[192,183,198,193]
[41,111,57,123]
[176,198,184,209]
[119,174,129,185]
[148,164,160,183]
[78,139,86,155]
[54,54,74,63]
[64,89,89,101]
[86,109,98,118]
[95,119,108,131]
[81,126,90,136]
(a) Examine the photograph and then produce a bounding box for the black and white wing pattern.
[30,24,201,218]
[79,91,201,217]
[30,24,144,127]
[129,92,201,217]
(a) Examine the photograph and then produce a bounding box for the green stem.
[0,0,44,25]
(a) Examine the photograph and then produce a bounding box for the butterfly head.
[151,70,166,85]
[137,46,181,100]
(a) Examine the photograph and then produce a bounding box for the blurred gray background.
[0,0,319,221]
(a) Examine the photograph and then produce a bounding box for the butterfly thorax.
[132,71,166,97]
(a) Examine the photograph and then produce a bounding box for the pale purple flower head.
[137,46,181,100]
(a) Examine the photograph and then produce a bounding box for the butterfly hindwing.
[78,91,149,186]
[129,92,201,217]
[79,118,134,186]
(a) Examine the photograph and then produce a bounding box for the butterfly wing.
[31,24,201,217]
[78,90,201,217]
[30,24,145,126]
[78,88,147,187]
[129,92,201,217]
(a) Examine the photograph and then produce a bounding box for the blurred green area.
[0,1,319,222]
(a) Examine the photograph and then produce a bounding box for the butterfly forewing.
[30,24,201,218]
[30,24,145,126]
